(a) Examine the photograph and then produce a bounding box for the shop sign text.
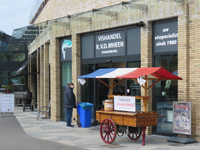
[0,94,14,113]
[154,20,178,52]
[95,30,125,57]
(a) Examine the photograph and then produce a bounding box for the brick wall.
[178,1,200,141]
[33,0,129,24]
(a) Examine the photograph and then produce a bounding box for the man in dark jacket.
[64,83,76,128]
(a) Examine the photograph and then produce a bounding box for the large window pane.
[154,54,178,134]
[61,62,72,121]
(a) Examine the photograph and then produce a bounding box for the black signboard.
[153,19,178,53]
[127,27,140,55]
[60,37,72,61]
[81,34,94,59]
[95,30,125,58]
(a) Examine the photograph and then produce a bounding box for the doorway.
[81,62,125,125]
[96,62,125,110]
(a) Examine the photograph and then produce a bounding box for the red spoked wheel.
[100,118,117,144]
[127,127,142,140]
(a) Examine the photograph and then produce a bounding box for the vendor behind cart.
[113,80,123,95]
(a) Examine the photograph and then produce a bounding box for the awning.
[12,51,38,77]
[78,67,182,85]
[78,67,182,80]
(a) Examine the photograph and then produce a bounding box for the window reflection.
[0,70,25,93]
[0,52,25,61]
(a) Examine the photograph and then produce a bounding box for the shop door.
[96,71,109,110]
[153,54,178,135]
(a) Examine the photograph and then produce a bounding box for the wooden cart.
[78,67,182,146]
[96,95,164,145]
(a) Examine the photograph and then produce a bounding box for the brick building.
[25,0,200,141]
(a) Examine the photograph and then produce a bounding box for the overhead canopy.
[78,67,182,80]
[11,51,38,77]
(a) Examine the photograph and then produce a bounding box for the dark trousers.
[65,108,73,126]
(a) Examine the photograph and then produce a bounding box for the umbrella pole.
[110,78,113,95]
[143,75,148,112]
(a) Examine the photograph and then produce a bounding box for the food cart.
[78,67,182,146]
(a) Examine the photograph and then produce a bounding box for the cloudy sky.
[0,0,36,35]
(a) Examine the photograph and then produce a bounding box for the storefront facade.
[28,0,200,141]
[81,26,141,124]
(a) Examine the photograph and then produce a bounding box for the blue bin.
[77,102,93,128]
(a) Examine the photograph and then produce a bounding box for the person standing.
[113,80,123,95]
[64,83,76,128]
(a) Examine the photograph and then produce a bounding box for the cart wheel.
[128,127,142,140]
[100,118,117,144]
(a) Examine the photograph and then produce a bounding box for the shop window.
[60,62,72,121]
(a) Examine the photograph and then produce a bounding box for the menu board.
[114,96,136,112]
[0,94,14,113]
[173,101,191,135]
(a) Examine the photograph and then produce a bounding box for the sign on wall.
[60,38,72,61]
[81,34,94,59]
[153,19,178,53]
[173,101,191,135]
[95,30,125,58]
[0,94,14,113]
[114,96,136,112]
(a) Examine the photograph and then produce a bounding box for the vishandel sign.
[95,30,125,58]
[154,19,178,52]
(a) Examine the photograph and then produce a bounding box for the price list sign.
[0,94,14,113]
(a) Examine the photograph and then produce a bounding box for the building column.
[40,46,44,110]
[140,21,153,135]
[44,43,50,116]
[71,34,81,124]
[50,37,61,121]
[193,2,200,141]
[178,1,200,140]
[37,49,40,109]
[28,60,31,90]
[29,58,36,108]
[178,3,189,139]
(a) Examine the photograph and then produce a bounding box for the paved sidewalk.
[14,107,200,150]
